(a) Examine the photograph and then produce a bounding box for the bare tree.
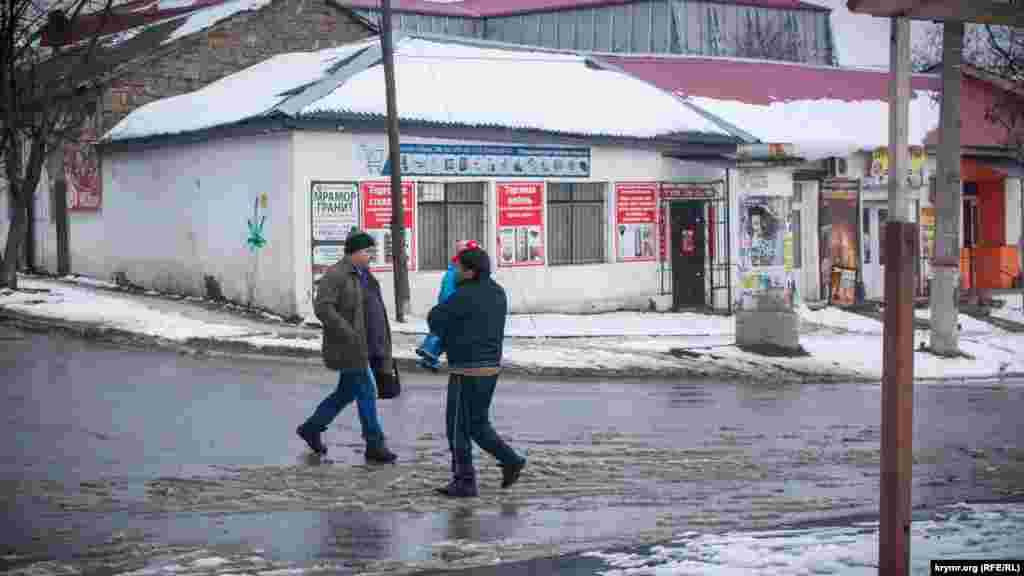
[735,10,806,63]
[1,0,116,289]
[914,23,1023,161]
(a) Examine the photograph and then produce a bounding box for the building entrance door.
[671,201,706,309]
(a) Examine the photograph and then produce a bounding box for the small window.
[417,182,487,271]
[547,182,607,266]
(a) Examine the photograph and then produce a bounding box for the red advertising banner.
[615,183,656,262]
[497,182,544,267]
[360,181,416,272]
[65,128,101,211]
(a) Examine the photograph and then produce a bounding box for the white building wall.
[85,133,296,314]
[292,131,722,317]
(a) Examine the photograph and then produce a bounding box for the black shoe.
[500,459,526,489]
[296,424,327,455]
[365,442,397,464]
[434,481,478,498]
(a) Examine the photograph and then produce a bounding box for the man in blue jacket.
[427,247,526,498]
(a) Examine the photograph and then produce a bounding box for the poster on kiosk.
[360,181,416,273]
[497,182,545,267]
[615,183,657,262]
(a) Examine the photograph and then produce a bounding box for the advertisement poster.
[737,195,790,310]
[311,182,360,242]
[615,183,657,262]
[865,146,926,189]
[497,182,544,267]
[361,181,415,272]
[820,179,861,306]
[65,127,101,211]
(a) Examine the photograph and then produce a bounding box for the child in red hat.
[416,239,480,371]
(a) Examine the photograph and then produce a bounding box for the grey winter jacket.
[315,257,393,371]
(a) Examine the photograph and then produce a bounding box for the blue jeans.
[446,374,522,483]
[303,366,384,445]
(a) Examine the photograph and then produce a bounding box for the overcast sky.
[816,0,937,69]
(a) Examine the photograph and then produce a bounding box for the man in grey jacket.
[296,229,397,463]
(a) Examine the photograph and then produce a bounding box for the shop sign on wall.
[497,182,545,268]
[358,141,591,178]
[615,183,656,262]
[311,181,360,283]
[361,181,416,273]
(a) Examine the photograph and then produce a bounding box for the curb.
[3,307,1021,385]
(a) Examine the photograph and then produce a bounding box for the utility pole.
[879,16,915,576]
[380,0,409,322]
[930,21,964,357]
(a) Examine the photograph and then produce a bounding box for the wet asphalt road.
[1,323,1023,575]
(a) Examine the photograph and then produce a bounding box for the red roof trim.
[42,0,231,46]
[603,54,941,105]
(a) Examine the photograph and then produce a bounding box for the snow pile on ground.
[392,312,736,338]
[585,502,1024,575]
[1,278,257,342]
[5,275,1024,382]
[993,295,1024,325]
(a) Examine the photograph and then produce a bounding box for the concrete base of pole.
[735,290,800,350]
[929,266,960,356]
[880,221,917,576]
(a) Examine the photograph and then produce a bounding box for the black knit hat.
[344,230,376,255]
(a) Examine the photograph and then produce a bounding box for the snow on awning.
[686,92,941,161]
[105,36,737,143]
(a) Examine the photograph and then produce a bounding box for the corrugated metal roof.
[105,36,740,143]
[340,0,829,17]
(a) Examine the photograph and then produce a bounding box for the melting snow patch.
[191,557,230,568]
[585,503,1024,575]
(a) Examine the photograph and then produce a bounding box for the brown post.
[880,221,917,575]
[380,0,410,323]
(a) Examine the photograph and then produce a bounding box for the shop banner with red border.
[65,129,101,211]
[497,182,545,268]
[615,182,657,262]
[360,181,416,272]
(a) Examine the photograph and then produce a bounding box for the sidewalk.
[4,273,1024,383]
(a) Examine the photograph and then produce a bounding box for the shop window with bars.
[547,182,606,266]
[418,182,487,271]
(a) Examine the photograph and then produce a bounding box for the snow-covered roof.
[685,92,940,161]
[103,36,738,144]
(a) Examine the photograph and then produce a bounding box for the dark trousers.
[446,374,522,482]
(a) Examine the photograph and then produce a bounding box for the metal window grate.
[547,182,606,266]
[418,182,486,271]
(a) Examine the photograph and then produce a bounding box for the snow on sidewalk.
[4,275,1024,382]
[584,502,1024,576]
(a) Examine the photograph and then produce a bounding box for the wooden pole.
[380,0,409,322]
[879,15,915,576]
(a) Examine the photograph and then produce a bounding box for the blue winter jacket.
[427,273,507,370]
[438,263,458,304]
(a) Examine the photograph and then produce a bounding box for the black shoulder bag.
[374,359,401,399]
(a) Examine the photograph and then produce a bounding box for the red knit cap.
[452,239,481,263]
